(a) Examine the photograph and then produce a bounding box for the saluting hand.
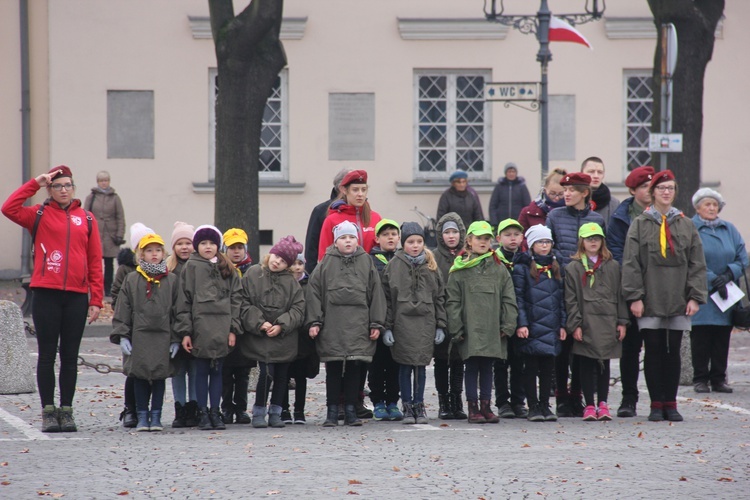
[35,170,62,188]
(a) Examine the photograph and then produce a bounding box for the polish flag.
[548,16,592,49]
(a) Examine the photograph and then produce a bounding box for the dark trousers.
[690,324,732,385]
[133,378,165,412]
[619,317,644,402]
[255,362,290,407]
[124,375,136,408]
[32,288,89,408]
[103,257,114,296]
[194,358,224,409]
[494,338,525,406]
[580,357,610,407]
[326,361,362,407]
[522,354,554,406]
[221,365,250,412]
[368,340,400,405]
[464,356,494,402]
[283,358,309,413]
[642,329,682,404]
[434,358,464,394]
[398,365,427,404]
[555,336,582,398]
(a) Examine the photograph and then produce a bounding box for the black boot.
[171,402,187,428]
[451,392,468,420]
[210,408,226,430]
[323,406,338,427]
[438,394,453,420]
[120,406,137,429]
[198,407,212,431]
[184,401,200,427]
[344,404,363,426]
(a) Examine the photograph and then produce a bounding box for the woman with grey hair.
[690,188,748,394]
[84,170,125,297]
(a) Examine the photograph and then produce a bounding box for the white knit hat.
[525,224,553,249]
[129,222,154,250]
[692,188,725,212]
[333,221,359,242]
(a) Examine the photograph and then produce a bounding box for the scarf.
[404,251,426,266]
[450,251,495,273]
[591,184,611,212]
[497,247,515,271]
[645,206,682,258]
[698,216,721,229]
[136,260,168,298]
[531,252,555,280]
[581,254,602,287]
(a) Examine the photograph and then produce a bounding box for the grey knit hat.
[692,188,725,212]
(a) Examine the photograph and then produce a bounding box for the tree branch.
[208,0,235,43]
[231,0,284,54]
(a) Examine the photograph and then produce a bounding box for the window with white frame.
[414,70,491,180]
[625,72,654,172]
[208,68,288,181]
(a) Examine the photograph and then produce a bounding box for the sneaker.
[617,400,637,418]
[57,406,77,432]
[511,403,528,419]
[41,406,61,433]
[597,402,612,421]
[541,403,557,422]
[414,402,428,424]
[583,405,597,421]
[386,403,404,421]
[527,403,544,422]
[372,402,389,421]
[221,410,234,425]
[556,400,573,418]
[496,403,516,419]
[293,411,306,425]
[280,410,293,425]
[570,395,585,418]
[354,401,373,419]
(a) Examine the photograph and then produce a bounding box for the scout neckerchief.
[136,260,168,298]
[449,250,494,273]
[375,254,389,265]
[497,248,515,271]
[659,213,675,258]
[580,254,602,287]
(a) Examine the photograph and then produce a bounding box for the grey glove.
[435,328,445,345]
[169,342,180,359]
[383,330,395,346]
[120,338,132,356]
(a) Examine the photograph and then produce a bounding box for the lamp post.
[485,0,605,179]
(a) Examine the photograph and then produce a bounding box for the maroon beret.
[340,169,368,187]
[49,165,73,181]
[559,172,592,186]
[625,166,655,189]
[649,169,675,190]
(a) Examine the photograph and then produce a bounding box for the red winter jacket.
[317,200,382,261]
[2,179,104,307]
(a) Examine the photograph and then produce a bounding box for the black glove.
[711,271,733,300]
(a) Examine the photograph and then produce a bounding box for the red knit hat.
[270,235,304,267]
[340,169,368,187]
[649,169,675,190]
[559,172,591,186]
[48,165,73,181]
[625,166,655,189]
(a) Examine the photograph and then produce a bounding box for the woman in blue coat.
[690,189,748,394]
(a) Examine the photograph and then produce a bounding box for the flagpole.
[537,0,551,180]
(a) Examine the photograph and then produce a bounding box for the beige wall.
[1,0,747,275]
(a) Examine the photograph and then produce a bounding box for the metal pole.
[536,0,552,181]
[659,24,668,171]
[20,0,32,276]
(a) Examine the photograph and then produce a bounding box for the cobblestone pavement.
[1,333,749,499]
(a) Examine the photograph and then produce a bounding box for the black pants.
[619,317,644,402]
[434,358,464,395]
[690,324,732,386]
[103,257,114,296]
[494,337,525,406]
[580,357,610,407]
[133,378,165,412]
[124,375,136,408]
[32,288,89,408]
[642,329,682,404]
[368,340,400,405]
[326,361,362,407]
[255,362,290,407]
[464,356,494,402]
[221,365,250,413]
[522,354,554,406]
[283,357,309,413]
[555,336,581,399]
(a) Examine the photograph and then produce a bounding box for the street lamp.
[484,0,605,179]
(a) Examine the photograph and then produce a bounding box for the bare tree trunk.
[209,0,286,262]
[647,0,724,216]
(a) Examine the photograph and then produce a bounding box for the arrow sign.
[485,82,539,102]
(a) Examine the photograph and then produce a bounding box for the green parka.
[239,264,305,364]
[174,253,242,360]
[446,254,518,361]
[112,271,179,381]
[383,250,447,366]
[306,246,386,363]
[565,258,629,360]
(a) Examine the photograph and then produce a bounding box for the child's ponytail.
[216,252,234,279]
[424,248,438,272]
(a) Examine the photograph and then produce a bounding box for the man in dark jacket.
[303,169,351,274]
[489,162,531,226]
[605,166,654,418]
[581,156,620,224]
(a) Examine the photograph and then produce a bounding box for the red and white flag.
[548,16,592,49]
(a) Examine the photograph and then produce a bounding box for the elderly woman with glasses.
[689,188,748,395]
[2,166,104,433]
[622,170,707,423]
[518,168,567,233]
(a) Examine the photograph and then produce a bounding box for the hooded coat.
[433,212,466,361]
[238,264,306,364]
[382,250,447,366]
[84,187,125,258]
[489,176,531,226]
[174,253,242,360]
[306,246,386,363]
[112,271,179,381]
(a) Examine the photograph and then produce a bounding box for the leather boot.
[171,402,186,428]
[323,405,338,427]
[184,401,200,427]
[268,404,285,428]
[451,392,468,420]
[120,406,137,429]
[149,410,163,431]
[467,400,486,424]
[41,406,60,433]
[252,405,268,428]
[198,407,212,430]
[481,400,500,423]
[402,402,415,425]
[438,394,453,420]
[209,408,226,430]
[344,404,362,426]
[136,410,150,432]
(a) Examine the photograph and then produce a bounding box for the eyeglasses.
[50,183,74,192]
[535,240,553,246]
[546,191,564,199]
[654,185,676,193]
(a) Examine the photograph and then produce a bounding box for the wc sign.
[485,82,539,102]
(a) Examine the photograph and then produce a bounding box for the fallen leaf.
[615,464,622,469]
[521,444,531,448]
[346,492,360,495]
[392,466,400,472]
[266,491,281,496]
[679,477,688,482]
[275,470,290,474]
[440,423,449,427]
[348,480,362,485]
[0,463,8,467]
[576,461,584,465]
[406,473,421,478]
[694,449,702,454]
[1,481,10,486]
[20,449,29,454]
[637,432,644,438]
[718,477,734,482]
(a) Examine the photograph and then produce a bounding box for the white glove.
[120,338,132,356]
[383,330,395,346]
[435,328,445,345]
[169,342,180,359]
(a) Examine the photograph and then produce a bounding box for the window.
[414,70,491,180]
[208,68,288,181]
[625,72,654,171]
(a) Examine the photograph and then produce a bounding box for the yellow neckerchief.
[534,262,552,279]
[496,250,514,271]
[449,250,494,273]
[375,253,389,265]
[136,265,167,298]
[580,254,602,287]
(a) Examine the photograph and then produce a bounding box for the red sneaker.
[597,401,612,421]
[583,405,597,421]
